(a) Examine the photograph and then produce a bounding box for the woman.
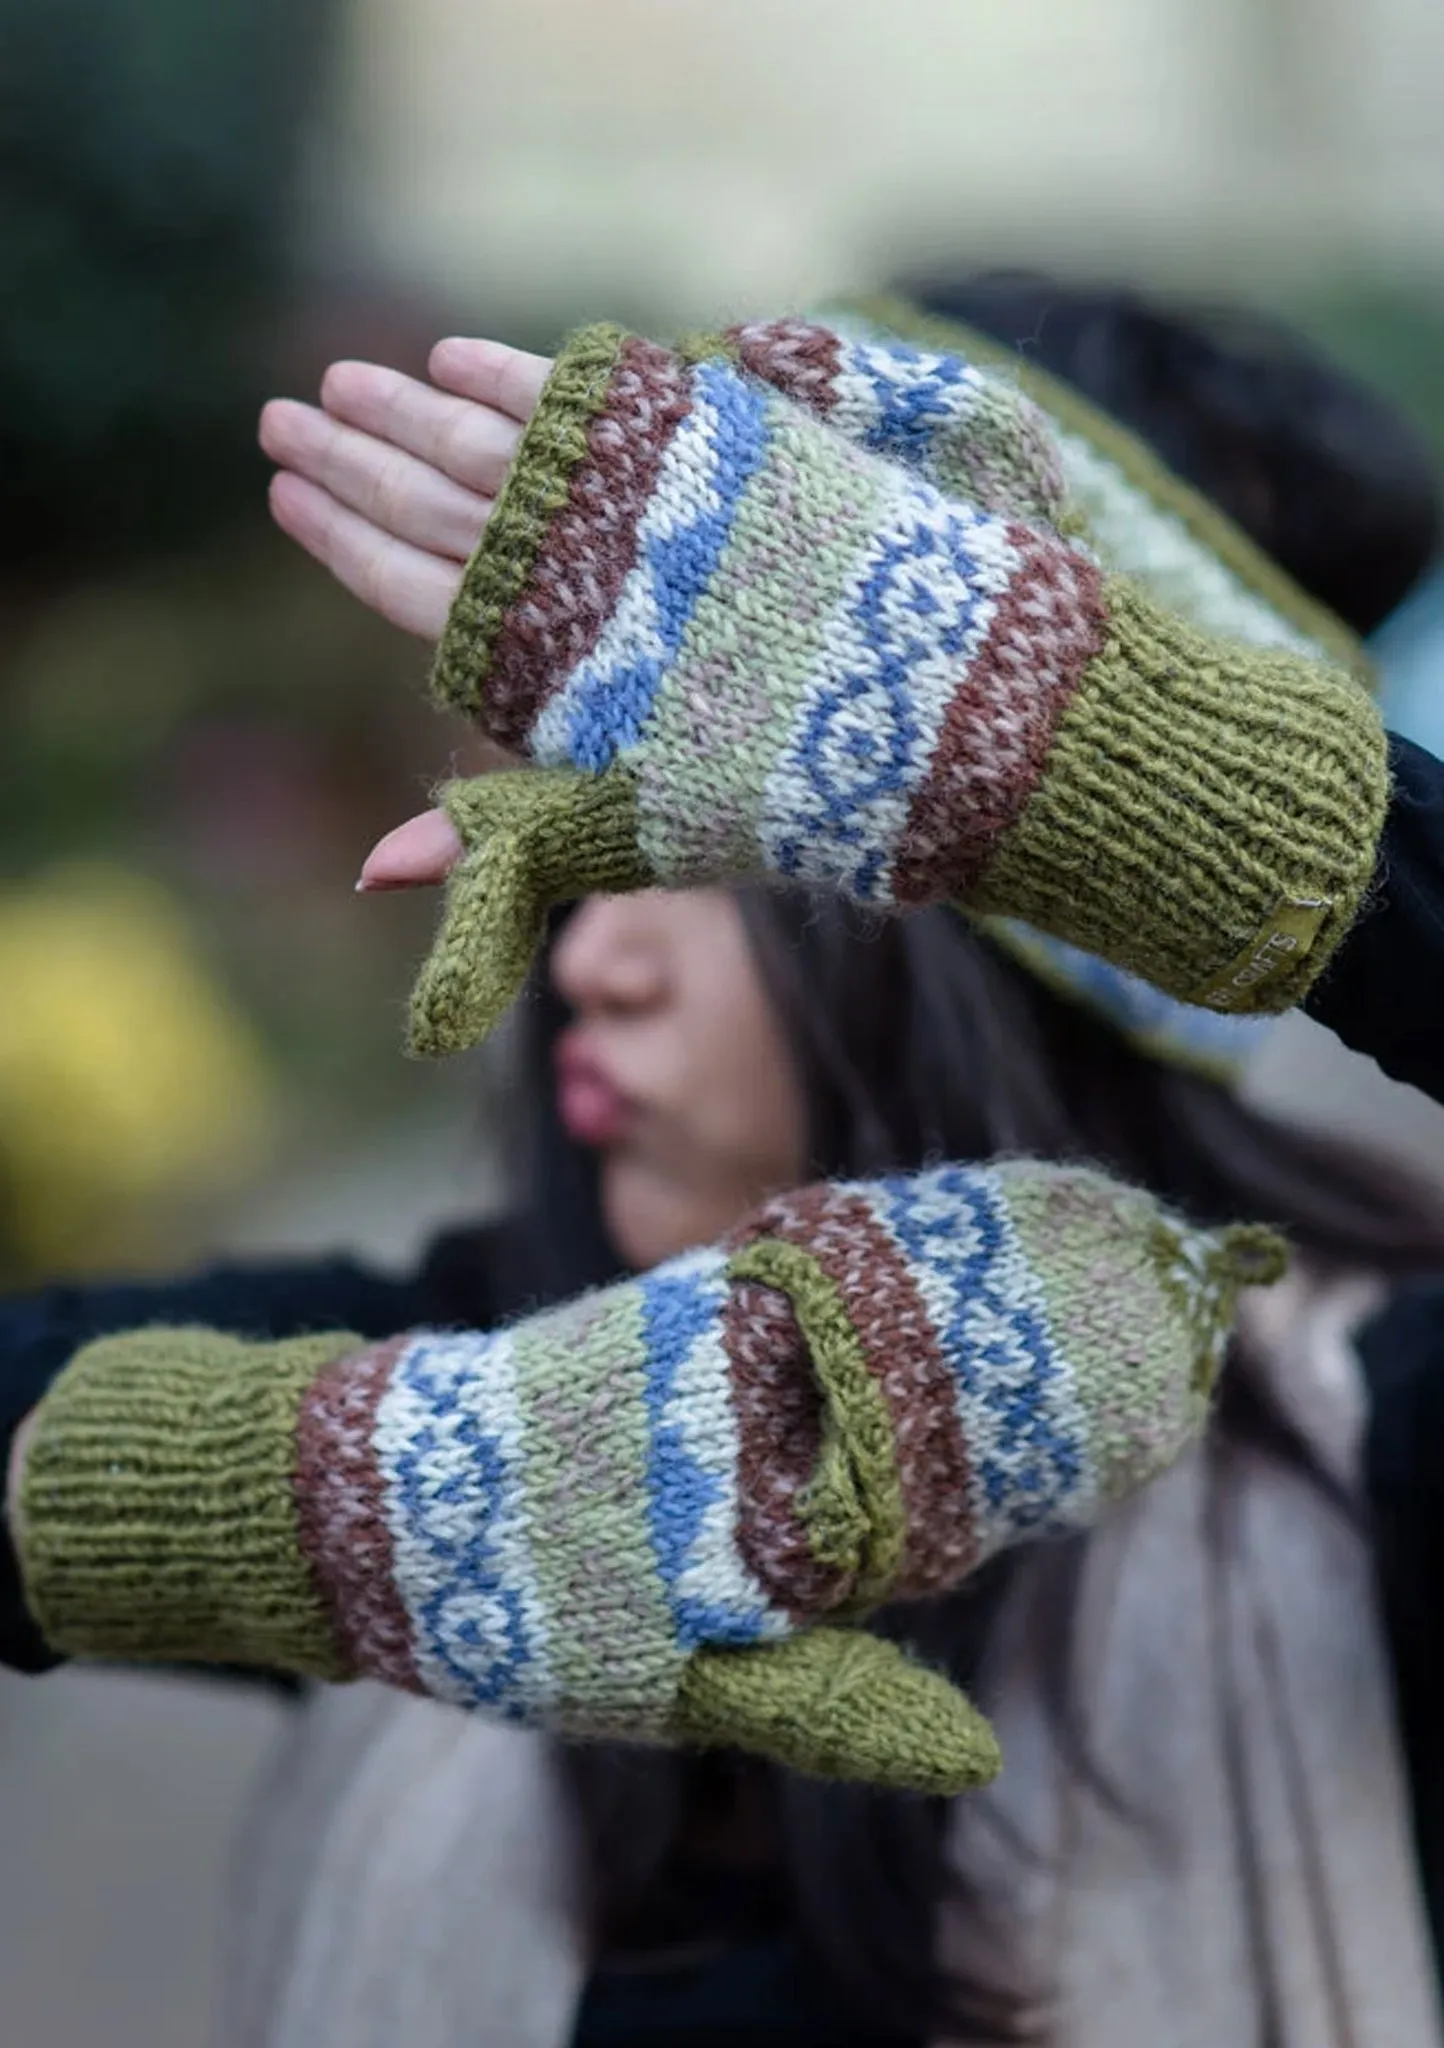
[6,281,1444,2046]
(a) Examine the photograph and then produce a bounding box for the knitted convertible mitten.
[409,319,1387,1056]
[692,304,1370,678]
[16,1160,1282,1794]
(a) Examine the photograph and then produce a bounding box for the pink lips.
[554,1033,634,1148]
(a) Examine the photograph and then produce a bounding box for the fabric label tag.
[1196,899,1330,1013]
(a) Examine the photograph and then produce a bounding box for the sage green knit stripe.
[999,1175,1189,1502]
[17,1328,356,1676]
[727,1240,906,1613]
[509,1286,684,1737]
[1003,1174,1284,1500]
[636,399,894,883]
[970,577,1389,1011]
[430,323,629,720]
[673,328,743,368]
[842,293,1370,684]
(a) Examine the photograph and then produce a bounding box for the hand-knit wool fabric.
[17,1161,1283,1794]
[797,300,1370,678]
[415,317,1388,1057]
[787,299,1372,1079]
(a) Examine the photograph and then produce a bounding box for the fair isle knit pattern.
[17,1163,1282,1788]
[695,312,1354,1082]
[438,335,1113,908]
[417,320,1387,1059]
[713,316,1069,527]
[819,298,1370,678]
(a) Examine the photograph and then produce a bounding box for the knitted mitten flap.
[17,1161,1283,1793]
[412,320,1387,1055]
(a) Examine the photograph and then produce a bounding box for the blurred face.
[550,890,807,1270]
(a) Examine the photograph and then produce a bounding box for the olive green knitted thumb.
[408,766,652,1057]
[673,1631,1003,1795]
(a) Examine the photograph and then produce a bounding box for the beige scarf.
[223,1271,1442,2048]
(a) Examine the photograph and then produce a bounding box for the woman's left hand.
[259,337,549,639]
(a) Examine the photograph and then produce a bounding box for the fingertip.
[427,337,479,388]
[258,395,301,458]
[266,466,299,524]
[266,466,307,521]
[359,809,465,891]
[319,358,375,414]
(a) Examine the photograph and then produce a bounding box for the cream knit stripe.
[369,1326,553,1717]
[854,1170,1101,1554]
[510,1285,686,1739]
[526,358,769,773]
[633,397,897,883]
[633,1247,794,1650]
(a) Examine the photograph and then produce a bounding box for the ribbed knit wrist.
[16,1328,359,1675]
[969,579,1391,1012]
[430,324,634,732]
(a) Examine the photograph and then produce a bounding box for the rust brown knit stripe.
[733,1186,977,1596]
[722,1278,847,1619]
[891,523,1110,904]
[730,319,846,415]
[484,337,695,750]
[294,1338,424,1692]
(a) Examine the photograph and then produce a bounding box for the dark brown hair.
[512,897,1444,2039]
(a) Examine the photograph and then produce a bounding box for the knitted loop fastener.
[17,1160,1286,1794]
[409,315,1388,1058]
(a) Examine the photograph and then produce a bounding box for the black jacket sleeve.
[1305,735,1444,1104]
[1306,736,1444,1970]
[0,1230,499,1673]
[1359,1282,1444,1985]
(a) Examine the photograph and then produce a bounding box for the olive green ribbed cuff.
[16,1327,358,1676]
[970,579,1390,1014]
[430,324,629,722]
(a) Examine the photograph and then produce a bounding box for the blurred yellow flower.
[0,865,276,1276]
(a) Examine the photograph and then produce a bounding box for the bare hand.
[260,338,550,887]
[260,338,548,638]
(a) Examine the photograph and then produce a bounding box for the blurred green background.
[2,0,1443,1282]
